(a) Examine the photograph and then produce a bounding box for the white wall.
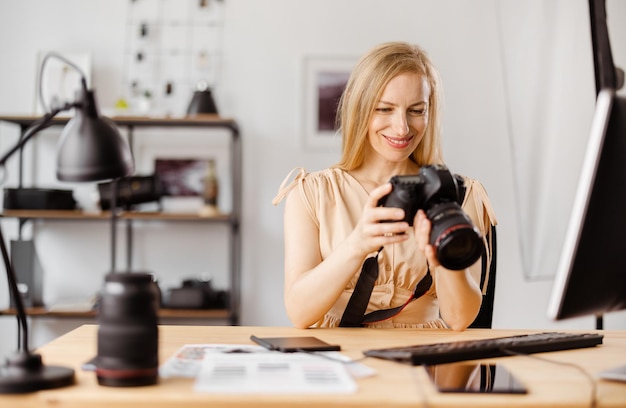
[0,0,625,357]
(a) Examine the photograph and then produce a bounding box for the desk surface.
[2,325,625,408]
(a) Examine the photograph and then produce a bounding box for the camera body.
[165,278,228,310]
[378,164,484,270]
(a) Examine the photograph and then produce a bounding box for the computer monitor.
[547,89,626,321]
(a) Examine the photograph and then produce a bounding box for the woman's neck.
[349,159,420,191]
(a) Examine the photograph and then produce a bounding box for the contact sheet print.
[160,343,359,394]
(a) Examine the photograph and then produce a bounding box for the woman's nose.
[390,112,409,136]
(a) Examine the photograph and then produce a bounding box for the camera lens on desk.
[96,272,159,387]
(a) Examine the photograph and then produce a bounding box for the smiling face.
[365,72,430,164]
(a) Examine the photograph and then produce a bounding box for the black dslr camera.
[378,164,483,270]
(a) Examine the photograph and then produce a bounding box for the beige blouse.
[273,167,497,328]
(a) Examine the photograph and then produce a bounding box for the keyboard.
[363,332,604,365]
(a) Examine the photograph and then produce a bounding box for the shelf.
[1,209,233,222]
[0,307,230,320]
[0,114,238,131]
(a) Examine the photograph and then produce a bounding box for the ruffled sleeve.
[272,167,308,206]
[461,177,498,295]
[462,177,497,230]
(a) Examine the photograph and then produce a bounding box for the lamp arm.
[0,103,74,171]
[0,103,72,352]
[37,52,88,114]
[0,224,29,351]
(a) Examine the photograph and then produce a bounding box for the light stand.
[0,53,134,393]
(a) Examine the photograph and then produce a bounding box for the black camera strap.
[362,269,432,324]
[339,248,382,327]
[339,247,432,327]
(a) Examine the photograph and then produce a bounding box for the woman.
[273,42,497,330]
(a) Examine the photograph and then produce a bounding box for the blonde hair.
[335,42,444,170]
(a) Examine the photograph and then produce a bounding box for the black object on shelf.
[98,175,164,210]
[186,81,218,115]
[3,188,76,210]
[165,278,228,309]
[9,240,44,308]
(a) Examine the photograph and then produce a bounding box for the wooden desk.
[2,325,625,407]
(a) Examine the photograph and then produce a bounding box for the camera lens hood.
[433,224,484,270]
[427,202,484,270]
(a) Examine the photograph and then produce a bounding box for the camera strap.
[362,269,432,324]
[339,248,382,327]
[339,247,432,327]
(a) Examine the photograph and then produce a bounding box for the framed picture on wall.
[301,56,356,150]
[154,158,209,197]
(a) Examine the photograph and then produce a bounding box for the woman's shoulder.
[304,167,348,182]
[272,167,348,206]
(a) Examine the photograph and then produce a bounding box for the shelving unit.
[0,115,241,325]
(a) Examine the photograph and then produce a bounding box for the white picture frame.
[301,56,357,150]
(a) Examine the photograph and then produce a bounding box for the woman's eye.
[409,108,426,115]
[375,107,392,113]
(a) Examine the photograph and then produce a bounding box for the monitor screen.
[547,89,626,320]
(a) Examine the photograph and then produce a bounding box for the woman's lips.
[383,135,413,148]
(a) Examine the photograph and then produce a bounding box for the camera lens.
[427,202,484,270]
[96,272,159,387]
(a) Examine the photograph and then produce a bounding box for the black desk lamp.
[0,52,134,393]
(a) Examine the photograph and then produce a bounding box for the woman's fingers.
[414,210,429,249]
[366,182,407,222]
[349,183,412,253]
[415,210,441,267]
[367,183,393,207]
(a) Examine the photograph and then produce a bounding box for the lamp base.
[0,351,75,394]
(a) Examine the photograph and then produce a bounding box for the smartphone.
[425,362,527,394]
[250,335,341,352]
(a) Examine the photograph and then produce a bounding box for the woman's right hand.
[283,180,410,328]
[345,182,411,256]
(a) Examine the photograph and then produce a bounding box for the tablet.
[425,362,527,394]
[250,335,341,352]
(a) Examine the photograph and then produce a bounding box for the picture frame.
[301,56,357,150]
[152,157,212,214]
[154,158,209,197]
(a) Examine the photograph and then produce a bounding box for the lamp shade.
[186,81,218,115]
[56,89,134,182]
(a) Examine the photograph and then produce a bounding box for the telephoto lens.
[427,202,484,270]
[96,272,159,387]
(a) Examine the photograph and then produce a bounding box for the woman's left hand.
[414,210,483,331]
